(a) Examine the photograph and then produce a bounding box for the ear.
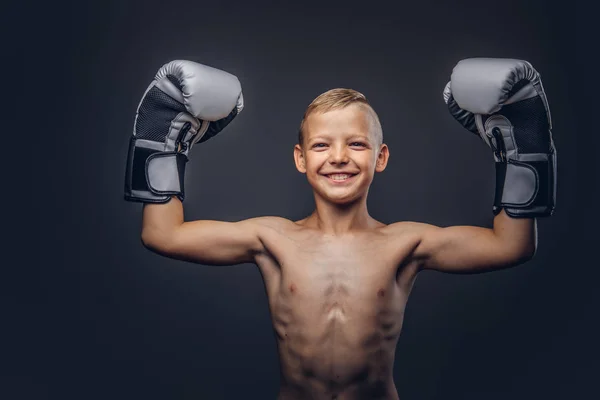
[294,144,307,173]
[375,144,389,172]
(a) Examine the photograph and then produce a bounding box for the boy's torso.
[253,217,421,399]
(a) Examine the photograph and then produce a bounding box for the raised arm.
[123,60,250,265]
[410,210,536,273]
[407,58,556,273]
[141,197,265,265]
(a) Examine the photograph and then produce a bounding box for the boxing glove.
[124,60,244,203]
[443,58,556,218]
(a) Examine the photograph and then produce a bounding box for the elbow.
[515,243,537,265]
[141,228,169,254]
[140,229,156,251]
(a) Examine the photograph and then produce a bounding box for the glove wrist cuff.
[147,152,188,198]
[124,137,188,203]
[493,152,556,218]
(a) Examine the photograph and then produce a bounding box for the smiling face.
[294,103,389,206]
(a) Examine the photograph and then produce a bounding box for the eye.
[350,142,367,147]
[312,143,327,148]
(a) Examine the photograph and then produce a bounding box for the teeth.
[329,174,352,181]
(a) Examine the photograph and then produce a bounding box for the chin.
[330,197,361,206]
[319,189,365,206]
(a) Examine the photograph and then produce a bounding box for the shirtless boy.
[124,59,556,399]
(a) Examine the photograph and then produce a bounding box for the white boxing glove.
[443,58,556,218]
[124,60,244,203]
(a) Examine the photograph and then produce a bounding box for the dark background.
[5,0,597,399]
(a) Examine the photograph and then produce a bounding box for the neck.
[305,192,375,236]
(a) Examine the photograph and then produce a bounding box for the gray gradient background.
[5,0,597,399]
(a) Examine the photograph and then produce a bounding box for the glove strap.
[124,137,188,203]
[493,152,556,217]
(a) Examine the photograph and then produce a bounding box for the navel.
[377,288,385,298]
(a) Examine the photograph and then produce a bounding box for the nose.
[328,144,349,165]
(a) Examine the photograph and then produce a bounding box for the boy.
[124,59,556,399]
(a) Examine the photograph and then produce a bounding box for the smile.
[323,173,358,183]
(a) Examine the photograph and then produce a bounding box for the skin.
[141,104,537,399]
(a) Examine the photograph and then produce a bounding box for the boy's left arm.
[411,58,556,273]
[410,211,537,273]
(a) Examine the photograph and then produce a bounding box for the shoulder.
[380,221,447,256]
[378,221,450,266]
[382,220,441,237]
[243,216,300,236]
[248,216,295,227]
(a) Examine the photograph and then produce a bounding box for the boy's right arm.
[124,60,253,265]
[141,197,265,266]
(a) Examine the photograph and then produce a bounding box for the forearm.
[492,209,538,258]
[141,197,184,246]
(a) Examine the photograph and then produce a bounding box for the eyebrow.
[308,134,371,143]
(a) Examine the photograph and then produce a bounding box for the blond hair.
[298,88,383,147]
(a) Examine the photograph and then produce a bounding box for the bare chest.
[255,229,420,312]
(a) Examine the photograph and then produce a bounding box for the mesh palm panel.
[493,96,551,154]
[135,86,186,142]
